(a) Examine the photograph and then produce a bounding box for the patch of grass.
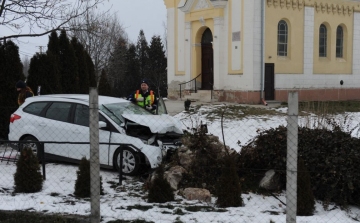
[158,204,175,209]
[299,100,360,114]
[0,210,86,223]
[173,208,185,215]
[173,216,185,223]
[50,192,60,197]
[126,204,153,211]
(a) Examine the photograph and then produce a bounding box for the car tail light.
[10,114,21,123]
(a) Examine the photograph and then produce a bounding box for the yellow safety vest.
[135,90,154,107]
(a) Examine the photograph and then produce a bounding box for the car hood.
[122,114,183,134]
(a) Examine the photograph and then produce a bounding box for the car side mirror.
[99,121,107,129]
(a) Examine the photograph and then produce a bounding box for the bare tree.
[69,8,128,85]
[0,0,105,41]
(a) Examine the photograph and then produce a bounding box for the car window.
[23,102,49,115]
[45,102,72,122]
[156,97,168,115]
[74,104,106,127]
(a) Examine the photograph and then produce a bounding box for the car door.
[71,103,111,165]
[42,102,73,157]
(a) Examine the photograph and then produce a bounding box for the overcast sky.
[14,0,167,60]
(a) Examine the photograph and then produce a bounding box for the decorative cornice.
[314,2,354,16]
[178,0,195,13]
[267,0,305,11]
[179,0,228,13]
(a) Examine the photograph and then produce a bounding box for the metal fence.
[0,91,359,223]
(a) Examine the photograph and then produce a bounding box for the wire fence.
[0,91,359,223]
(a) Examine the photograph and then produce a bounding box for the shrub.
[147,165,174,203]
[74,157,104,198]
[14,147,43,193]
[238,125,360,208]
[215,155,243,207]
[297,158,315,216]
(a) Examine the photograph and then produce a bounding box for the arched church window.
[201,28,213,44]
[336,26,344,58]
[277,20,288,56]
[319,24,327,57]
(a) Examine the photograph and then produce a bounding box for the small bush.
[297,158,315,216]
[238,125,360,208]
[147,165,174,203]
[74,157,104,198]
[215,155,243,208]
[14,147,43,193]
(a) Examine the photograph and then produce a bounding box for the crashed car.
[8,94,183,175]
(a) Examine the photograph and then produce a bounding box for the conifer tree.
[215,155,243,208]
[136,30,149,80]
[148,35,167,97]
[124,44,140,95]
[147,165,174,203]
[74,157,104,198]
[297,158,315,216]
[71,37,89,94]
[59,30,79,93]
[98,69,112,96]
[107,37,128,97]
[0,40,24,139]
[85,53,97,88]
[14,147,43,193]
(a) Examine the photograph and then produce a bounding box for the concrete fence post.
[286,91,298,223]
[89,88,100,223]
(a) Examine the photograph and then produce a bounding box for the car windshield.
[100,101,152,126]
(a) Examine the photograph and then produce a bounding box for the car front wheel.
[113,148,141,176]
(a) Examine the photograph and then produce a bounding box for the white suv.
[9,94,183,175]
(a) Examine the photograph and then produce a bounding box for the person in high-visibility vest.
[127,79,157,112]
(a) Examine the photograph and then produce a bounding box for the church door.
[264,63,275,100]
[201,28,214,90]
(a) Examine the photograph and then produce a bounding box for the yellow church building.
[163,0,360,104]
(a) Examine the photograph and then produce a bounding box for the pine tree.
[136,30,149,80]
[85,53,97,88]
[74,157,104,198]
[0,40,24,139]
[124,44,140,95]
[148,35,167,97]
[297,158,315,216]
[59,30,79,93]
[107,37,128,97]
[147,165,174,203]
[71,37,89,94]
[98,69,112,96]
[14,147,43,193]
[215,155,243,208]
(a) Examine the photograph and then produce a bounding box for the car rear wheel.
[21,136,41,161]
[113,148,141,176]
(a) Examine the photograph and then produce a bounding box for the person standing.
[127,79,157,112]
[16,80,34,106]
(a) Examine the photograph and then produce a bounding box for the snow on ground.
[0,104,359,222]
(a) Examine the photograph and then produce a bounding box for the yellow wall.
[265,3,304,74]
[313,8,353,74]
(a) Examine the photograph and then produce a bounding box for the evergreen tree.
[215,155,243,208]
[46,31,62,93]
[59,30,79,93]
[147,165,174,203]
[136,30,149,80]
[107,37,128,97]
[71,37,89,94]
[47,31,60,55]
[98,69,112,96]
[148,35,167,97]
[27,53,61,95]
[74,157,104,198]
[14,147,43,193]
[124,44,140,95]
[0,40,24,139]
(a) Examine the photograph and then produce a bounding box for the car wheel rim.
[24,141,37,154]
[120,150,135,173]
